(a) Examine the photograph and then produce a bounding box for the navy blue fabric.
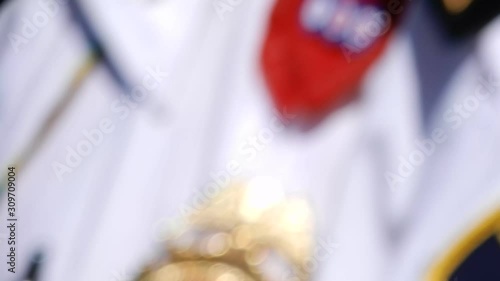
[450,235,500,281]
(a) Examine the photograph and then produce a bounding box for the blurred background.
[0,0,500,280]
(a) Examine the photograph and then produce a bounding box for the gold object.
[138,182,314,281]
[442,0,474,15]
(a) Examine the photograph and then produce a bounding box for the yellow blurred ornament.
[137,181,314,281]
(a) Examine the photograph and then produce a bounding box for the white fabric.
[0,0,499,281]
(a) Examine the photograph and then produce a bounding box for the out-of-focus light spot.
[232,226,253,249]
[240,177,285,222]
[206,233,231,256]
[216,272,238,281]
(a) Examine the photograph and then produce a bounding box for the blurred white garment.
[0,0,499,281]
